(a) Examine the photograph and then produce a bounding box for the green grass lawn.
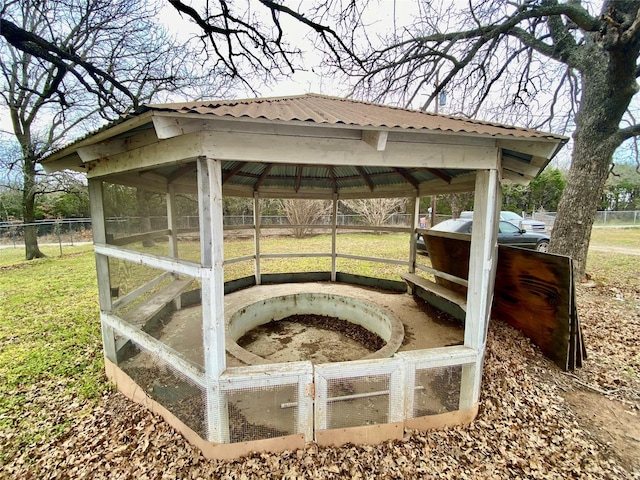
[0,228,637,465]
[589,226,639,247]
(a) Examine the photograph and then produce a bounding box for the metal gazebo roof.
[41,93,567,197]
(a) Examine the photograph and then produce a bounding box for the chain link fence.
[2,211,637,253]
[0,218,93,254]
[531,210,639,231]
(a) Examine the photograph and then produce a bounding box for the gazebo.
[42,94,566,458]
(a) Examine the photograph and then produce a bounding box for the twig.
[563,373,622,395]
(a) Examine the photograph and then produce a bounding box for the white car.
[460,211,547,233]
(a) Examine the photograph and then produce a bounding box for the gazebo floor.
[134,282,465,369]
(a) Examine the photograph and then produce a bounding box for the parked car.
[460,210,547,233]
[417,218,550,253]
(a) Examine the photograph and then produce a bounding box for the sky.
[156,0,434,104]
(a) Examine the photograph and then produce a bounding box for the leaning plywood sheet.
[422,232,585,370]
[492,246,574,370]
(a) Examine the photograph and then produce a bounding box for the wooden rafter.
[355,166,374,191]
[426,168,453,184]
[254,163,273,191]
[328,166,337,193]
[393,168,419,188]
[295,165,303,192]
[222,161,247,185]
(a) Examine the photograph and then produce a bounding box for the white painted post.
[297,369,315,441]
[408,192,419,274]
[166,184,181,308]
[88,179,117,363]
[197,157,229,443]
[331,194,338,282]
[460,169,501,410]
[167,184,180,261]
[253,193,261,285]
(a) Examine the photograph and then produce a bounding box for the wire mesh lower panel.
[225,384,298,443]
[118,338,206,437]
[315,359,404,432]
[326,374,390,429]
[413,365,463,417]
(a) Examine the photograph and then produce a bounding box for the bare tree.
[1,0,234,259]
[161,0,640,280]
[342,198,407,229]
[279,199,331,238]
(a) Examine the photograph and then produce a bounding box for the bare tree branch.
[0,17,138,111]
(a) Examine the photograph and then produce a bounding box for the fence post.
[56,220,63,256]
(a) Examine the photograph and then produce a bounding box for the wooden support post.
[167,184,180,261]
[331,194,338,282]
[167,185,181,308]
[253,193,261,285]
[197,157,229,443]
[460,169,501,410]
[408,192,419,274]
[88,179,117,363]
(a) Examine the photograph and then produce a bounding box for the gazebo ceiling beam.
[328,166,337,193]
[362,130,388,151]
[197,132,500,169]
[77,129,159,163]
[393,168,419,189]
[222,161,247,185]
[355,166,375,192]
[222,165,472,191]
[497,139,560,159]
[426,168,453,184]
[295,165,303,192]
[501,156,540,177]
[254,164,274,191]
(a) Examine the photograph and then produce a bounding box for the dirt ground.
[564,389,639,472]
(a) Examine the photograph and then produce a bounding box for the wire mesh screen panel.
[315,358,404,432]
[326,374,390,429]
[225,384,297,442]
[413,365,463,417]
[117,336,207,438]
[395,347,478,419]
[103,183,168,244]
[108,258,169,308]
[220,362,313,443]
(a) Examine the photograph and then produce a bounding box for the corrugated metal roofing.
[144,93,566,140]
[41,93,567,196]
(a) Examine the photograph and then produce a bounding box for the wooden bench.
[401,273,466,322]
[120,278,194,329]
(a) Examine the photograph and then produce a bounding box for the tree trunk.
[549,44,638,280]
[550,131,613,279]
[22,153,45,260]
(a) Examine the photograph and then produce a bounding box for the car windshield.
[498,221,521,233]
[501,211,522,221]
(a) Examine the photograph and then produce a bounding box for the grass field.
[590,226,640,247]
[0,228,638,466]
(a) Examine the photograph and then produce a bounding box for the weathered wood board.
[421,232,585,370]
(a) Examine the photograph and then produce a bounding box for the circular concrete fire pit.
[226,292,405,365]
